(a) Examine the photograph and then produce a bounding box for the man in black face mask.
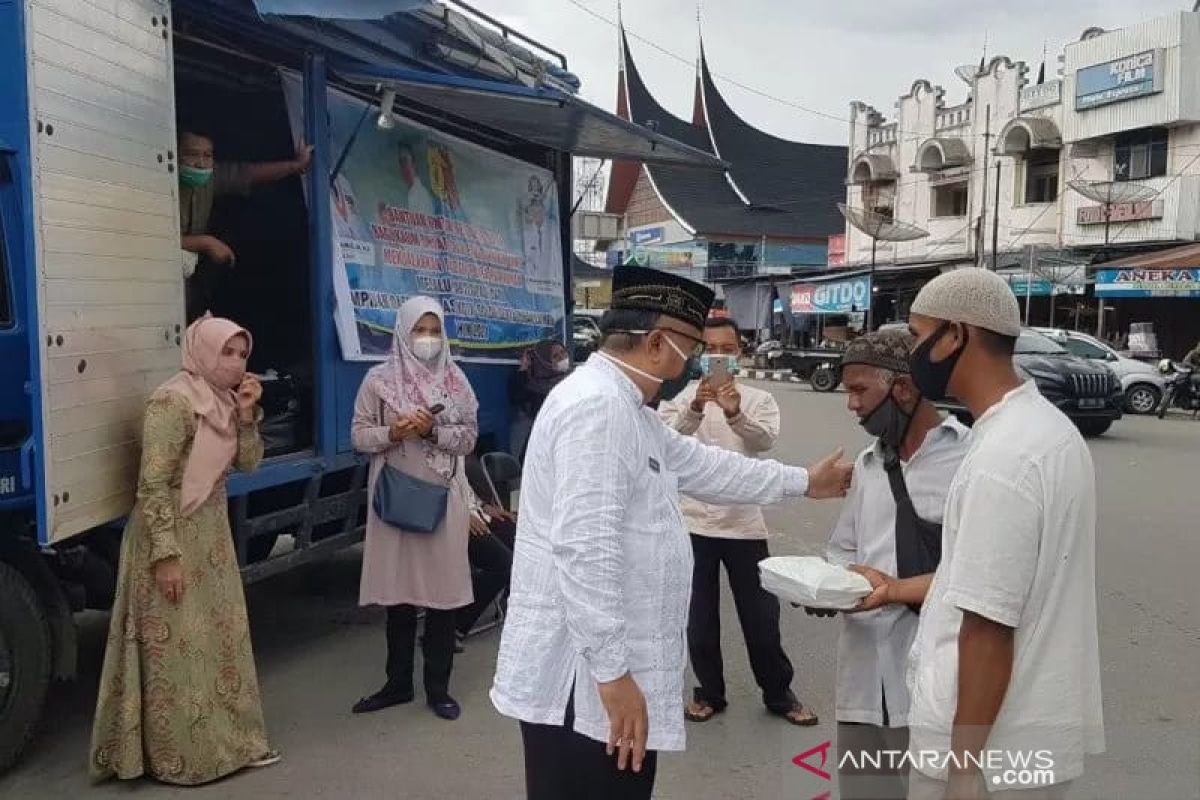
[492,265,853,800]
[852,269,1104,800]
[812,330,969,800]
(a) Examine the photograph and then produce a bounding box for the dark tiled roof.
[699,48,847,236]
[620,32,839,240]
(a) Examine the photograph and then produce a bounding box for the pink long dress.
[352,377,474,610]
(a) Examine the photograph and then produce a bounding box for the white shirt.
[825,418,969,728]
[658,381,780,539]
[908,381,1105,784]
[490,354,811,752]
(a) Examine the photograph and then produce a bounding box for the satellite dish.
[838,203,930,242]
[837,204,929,330]
[954,65,977,85]
[1067,180,1157,205]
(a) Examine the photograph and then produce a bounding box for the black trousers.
[384,605,456,703]
[457,519,514,635]
[687,534,797,712]
[520,693,659,800]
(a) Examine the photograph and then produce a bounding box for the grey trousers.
[907,767,1073,800]
[837,722,910,800]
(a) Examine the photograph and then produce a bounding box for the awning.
[335,63,727,169]
[913,137,972,172]
[849,153,898,184]
[252,0,431,17]
[1095,242,1200,269]
[995,117,1062,155]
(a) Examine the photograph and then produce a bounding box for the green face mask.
[179,164,213,188]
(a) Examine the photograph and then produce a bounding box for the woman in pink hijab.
[351,296,479,721]
[90,315,280,785]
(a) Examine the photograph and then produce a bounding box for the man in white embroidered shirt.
[852,269,1104,800]
[659,316,818,728]
[812,330,969,800]
[491,265,853,800]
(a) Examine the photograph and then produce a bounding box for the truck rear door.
[25,0,182,543]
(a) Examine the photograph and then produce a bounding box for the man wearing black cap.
[809,330,968,800]
[490,266,853,800]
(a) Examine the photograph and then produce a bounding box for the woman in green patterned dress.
[89,315,279,785]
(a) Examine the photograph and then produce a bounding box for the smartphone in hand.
[428,403,445,415]
[701,355,734,387]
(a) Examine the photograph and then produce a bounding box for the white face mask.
[554,358,571,373]
[411,335,443,362]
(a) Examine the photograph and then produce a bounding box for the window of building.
[1023,148,1060,204]
[930,181,968,217]
[863,181,896,219]
[0,157,12,328]
[1114,127,1168,181]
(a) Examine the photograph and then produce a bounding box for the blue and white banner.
[1094,268,1200,298]
[282,73,565,362]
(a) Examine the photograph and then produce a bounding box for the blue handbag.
[372,401,452,534]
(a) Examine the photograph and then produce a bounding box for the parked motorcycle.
[1155,360,1200,419]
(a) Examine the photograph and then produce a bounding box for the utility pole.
[1023,245,1035,325]
[977,105,991,268]
[991,160,1001,271]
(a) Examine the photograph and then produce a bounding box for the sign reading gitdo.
[791,276,872,314]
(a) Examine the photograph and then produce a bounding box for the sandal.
[684,700,725,723]
[771,703,820,727]
[248,750,282,769]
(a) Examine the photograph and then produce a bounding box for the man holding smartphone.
[659,317,818,727]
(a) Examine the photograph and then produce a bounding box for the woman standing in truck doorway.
[89,315,280,785]
[350,297,479,721]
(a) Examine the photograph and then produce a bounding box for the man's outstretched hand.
[804,447,853,499]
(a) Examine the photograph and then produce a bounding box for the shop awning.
[1096,242,1200,269]
[335,63,728,169]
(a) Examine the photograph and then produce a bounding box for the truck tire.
[0,562,52,774]
[809,366,838,393]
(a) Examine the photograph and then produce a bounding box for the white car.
[1034,328,1167,414]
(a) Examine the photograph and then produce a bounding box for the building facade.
[845,11,1200,354]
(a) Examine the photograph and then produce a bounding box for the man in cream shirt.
[660,316,818,727]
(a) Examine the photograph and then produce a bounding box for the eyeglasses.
[613,328,706,358]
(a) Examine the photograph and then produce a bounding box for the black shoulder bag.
[881,446,942,613]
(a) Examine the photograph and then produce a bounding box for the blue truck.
[0,0,719,771]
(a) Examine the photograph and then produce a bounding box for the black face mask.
[657,354,699,403]
[860,381,918,451]
[909,322,968,402]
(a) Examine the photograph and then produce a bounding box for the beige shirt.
[659,380,780,539]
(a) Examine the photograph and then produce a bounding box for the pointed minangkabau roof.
[698,43,846,236]
[605,27,844,240]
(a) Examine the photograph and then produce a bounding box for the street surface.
[2,383,1198,799]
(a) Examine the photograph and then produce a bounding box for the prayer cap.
[910,268,1022,337]
[842,329,915,373]
[610,265,715,330]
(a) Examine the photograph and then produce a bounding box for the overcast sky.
[471,0,1190,146]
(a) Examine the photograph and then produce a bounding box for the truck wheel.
[0,562,52,773]
[809,366,838,393]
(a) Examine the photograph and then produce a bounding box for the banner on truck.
[281,73,565,362]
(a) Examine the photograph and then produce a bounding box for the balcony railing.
[866,123,898,147]
[935,104,971,131]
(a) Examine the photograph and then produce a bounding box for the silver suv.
[1034,328,1167,414]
